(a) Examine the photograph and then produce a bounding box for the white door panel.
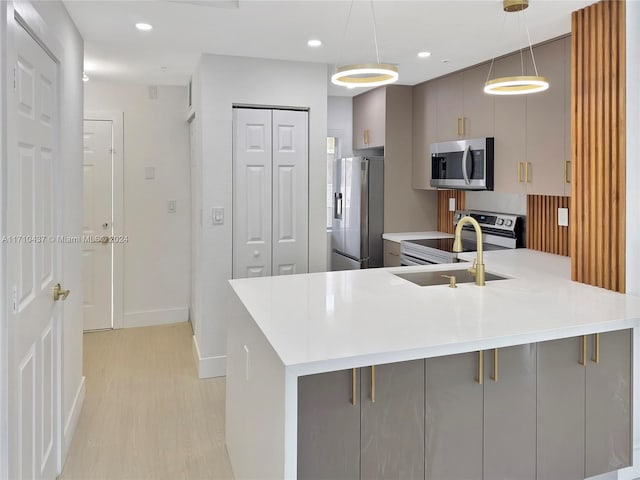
[233,108,308,279]
[8,21,60,480]
[233,109,272,279]
[82,120,113,331]
[272,109,308,275]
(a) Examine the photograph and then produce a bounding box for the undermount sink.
[394,268,509,287]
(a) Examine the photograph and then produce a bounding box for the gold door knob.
[53,283,70,301]
[100,235,110,244]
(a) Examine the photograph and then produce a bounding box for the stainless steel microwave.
[430,137,494,190]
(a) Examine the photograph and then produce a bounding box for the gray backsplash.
[465,191,527,216]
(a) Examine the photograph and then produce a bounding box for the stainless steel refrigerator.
[331,156,384,271]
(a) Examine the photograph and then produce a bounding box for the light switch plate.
[449,197,456,212]
[558,207,569,227]
[212,207,224,225]
[168,200,176,213]
[145,166,155,180]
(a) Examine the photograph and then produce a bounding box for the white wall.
[191,54,327,378]
[26,0,85,466]
[84,82,191,328]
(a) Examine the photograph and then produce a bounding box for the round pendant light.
[332,0,398,89]
[331,64,399,88]
[484,0,549,96]
[484,75,549,95]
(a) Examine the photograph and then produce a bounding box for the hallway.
[60,323,234,480]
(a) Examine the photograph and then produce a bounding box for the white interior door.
[272,110,308,275]
[233,108,272,278]
[82,120,113,331]
[7,20,61,480]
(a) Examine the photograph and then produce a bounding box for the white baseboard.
[62,376,86,462]
[123,307,189,329]
[192,335,226,378]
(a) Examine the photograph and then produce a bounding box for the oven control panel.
[454,210,520,233]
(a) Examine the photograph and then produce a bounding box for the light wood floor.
[60,323,235,480]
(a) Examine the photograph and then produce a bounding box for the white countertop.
[229,249,640,375]
[382,231,452,243]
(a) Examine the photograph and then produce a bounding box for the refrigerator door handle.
[360,159,370,259]
[334,192,343,220]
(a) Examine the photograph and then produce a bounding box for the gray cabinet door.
[435,72,464,141]
[360,360,425,480]
[585,329,632,477]
[462,64,494,139]
[425,352,483,480]
[298,369,361,480]
[537,337,585,480]
[353,87,386,150]
[483,344,537,480]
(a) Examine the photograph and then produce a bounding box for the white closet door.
[233,109,273,278]
[272,110,308,275]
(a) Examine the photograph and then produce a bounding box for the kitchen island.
[226,249,640,480]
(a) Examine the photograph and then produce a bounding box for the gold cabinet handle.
[370,366,376,403]
[592,333,600,363]
[491,348,498,382]
[456,117,462,136]
[53,283,70,302]
[461,116,466,136]
[363,129,369,146]
[525,162,532,183]
[477,351,483,384]
[351,368,357,406]
[580,335,587,366]
[518,162,523,183]
[564,160,571,184]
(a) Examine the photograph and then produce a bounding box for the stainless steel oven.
[400,210,525,265]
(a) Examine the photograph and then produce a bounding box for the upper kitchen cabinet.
[461,63,495,139]
[435,65,495,141]
[353,87,386,150]
[412,81,437,189]
[434,71,464,141]
[525,38,569,196]
[493,53,527,194]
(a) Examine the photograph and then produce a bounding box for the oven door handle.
[462,145,471,185]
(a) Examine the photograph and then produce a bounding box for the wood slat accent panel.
[437,190,465,234]
[571,0,626,292]
[527,195,570,256]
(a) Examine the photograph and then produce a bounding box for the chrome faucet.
[452,216,485,286]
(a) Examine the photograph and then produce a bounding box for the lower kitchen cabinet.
[360,360,425,479]
[383,240,401,267]
[298,369,360,480]
[585,329,632,477]
[298,360,424,480]
[425,352,483,480]
[483,345,537,480]
[537,330,632,480]
[537,337,586,480]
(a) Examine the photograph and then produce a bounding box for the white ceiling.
[64,0,597,96]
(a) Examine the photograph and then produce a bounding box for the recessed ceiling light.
[418,51,431,58]
[307,39,322,47]
[135,23,153,31]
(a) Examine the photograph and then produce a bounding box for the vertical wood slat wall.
[437,190,465,234]
[571,0,626,292]
[527,195,570,256]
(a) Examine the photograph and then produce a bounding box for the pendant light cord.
[369,0,382,64]
[522,8,540,76]
[336,0,355,68]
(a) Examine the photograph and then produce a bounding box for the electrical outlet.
[449,197,456,212]
[558,207,569,227]
[168,200,177,213]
